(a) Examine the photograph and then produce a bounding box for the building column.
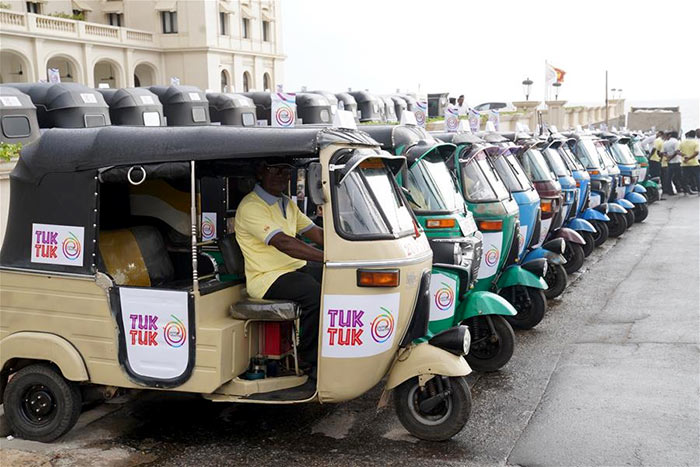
[123,48,134,87]
[82,43,93,87]
[512,100,540,131]
[545,100,567,130]
[32,37,43,82]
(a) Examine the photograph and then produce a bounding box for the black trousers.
[649,160,661,179]
[264,262,322,365]
[669,163,686,193]
[660,165,672,194]
[683,166,700,192]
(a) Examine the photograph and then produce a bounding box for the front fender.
[615,198,635,209]
[523,247,566,265]
[640,179,659,189]
[607,202,628,214]
[550,227,586,245]
[633,184,647,194]
[565,218,596,233]
[458,291,517,320]
[385,342,471,390]
[583,208,610,222]
[625,192,647,204]
[0,332,89,381]
[497,265,548,290]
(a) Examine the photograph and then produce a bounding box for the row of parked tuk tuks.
[0,83,659,443]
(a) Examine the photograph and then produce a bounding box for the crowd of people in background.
[643,129,700,197]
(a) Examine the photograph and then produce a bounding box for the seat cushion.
[230,299,300,321]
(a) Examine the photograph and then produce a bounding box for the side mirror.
[307,162,325,205]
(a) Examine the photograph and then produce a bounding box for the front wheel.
[581,231,595,257]
[500,286,547,330]
[465,315,515,372]
[646,186,659,204]
[563,241,585,275]
[544,262,568,299]
[607,212,628,238]
[624,208,636,228]
[395,376,472,441]
[633,203,649,222]
[590,220,609,247]
[3,363,83,442]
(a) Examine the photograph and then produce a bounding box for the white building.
[0,0,284,92]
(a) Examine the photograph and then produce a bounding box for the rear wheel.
[395,376,472,441]
[624,208,636,228]
[607,212,627,238]
[646,186,659,203]
[590,220,609,246]
[465,315,515,372]
[3,363,82,442]
[563,241,585,274]
[581,231,595,257]
[633,203,649,222]
[501,286,547,330]
[543,262,568,299]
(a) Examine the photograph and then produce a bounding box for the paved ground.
[1,195,698,467]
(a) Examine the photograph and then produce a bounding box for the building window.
[243,72,251,92]
[241,17,249,39]
[221,70,229,92]
[108,13,122,27]
[263,73,271,92]
[26,2,40,13]
[161,11,178,34]
[262,20,270,41]
[219,12,228,35]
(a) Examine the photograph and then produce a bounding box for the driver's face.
[260,164,293,195]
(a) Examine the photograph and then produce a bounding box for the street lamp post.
[552,82,562,100]
[522,78,533,101]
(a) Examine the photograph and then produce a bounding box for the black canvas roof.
[362,125,454,164]
[98,87,162,109]
[295,92,331,108]
[308,90,339,106]
[0,85,36,110]
[433,131,485,146]
[5,82,108,110]
[206,92,256,111]
[148,85,207,104]
[14,126,380,183]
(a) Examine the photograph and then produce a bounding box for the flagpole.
[544,60,548,103]
[605,70,609,128]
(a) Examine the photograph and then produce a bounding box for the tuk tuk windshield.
[611,142,637,165]
[576,139,603,169]
[521,148,556,182]
[406,152,466,213]
[560,145,585,171]
[460,151,510,202]
[491,148,532,193]
[630,141,646,158]
[543,147,570,177]
[597,143,617,168]
[335,158,415,238]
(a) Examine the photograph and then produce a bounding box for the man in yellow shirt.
[235,161,324,370]
[680,130,699,194]
[648,130,664,179]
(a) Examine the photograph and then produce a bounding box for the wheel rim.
[545,264,560,287]
[469,319,500,360]
[407,379,453,426]
[20,384,57,427]
[510,288,533,320]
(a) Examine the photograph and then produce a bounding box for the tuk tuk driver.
[234,161,324,373]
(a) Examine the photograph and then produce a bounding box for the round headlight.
[462,326,471,355]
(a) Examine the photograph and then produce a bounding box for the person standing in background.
[663,131,684,195]
[679,130,699,194]
[648,130,665,179]
[457,95,468,116]
[656,132,670,197]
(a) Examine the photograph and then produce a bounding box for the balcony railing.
[0,9,158,47]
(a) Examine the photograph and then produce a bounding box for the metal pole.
[190,160,199,293]
[605,70,609,128]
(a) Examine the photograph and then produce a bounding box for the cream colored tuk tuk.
[0,126,472,442]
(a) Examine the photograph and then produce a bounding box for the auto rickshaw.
[435,132,548,330]
[598,133,649,222]
[349,91,384,122]
[98,87,165,127]
[334,92,360,122]
[380,96,398,123]
[308,91,340,116]
[479,132,569,299]
[566,132,628,239]
[391,95,408,121]
[626,132,661,203]
[294,93,333,124]
[363,125,517,372]
[5,82,110,128]
[206,92,257,127]
[596,137,636,231]
[0,125,474,442]
[149,85,211,126]
[506,133,587,275]
[0,85,40,145]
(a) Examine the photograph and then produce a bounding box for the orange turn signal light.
[589,170,600,175]
[357,269,400,287]
[478,220,503,232]
[576,181,581,188]
[425,218,456,229]
[541,199,554,213]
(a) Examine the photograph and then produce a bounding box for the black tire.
[624,208,636,228]
[3,363,82,442]
[607,212,627,238]
[395,375,472,441]
[581,231,595,257]
[543,262,568,299]
[633,203,649,222]
[646,186,659,204]
[591,220,609,247]
[464,315,516,372]
[501,286,547,330]
[563,241,585,275]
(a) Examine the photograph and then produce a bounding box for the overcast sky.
[281,0,699,106]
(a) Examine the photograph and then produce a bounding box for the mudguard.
[457,291,517,321]
[607,202,628,214]
[641,179,660,189]
[625,192,647,204]
[615,198,635,209]
[633,184,647,194]
[523,247,566,265]
[497,265,548,290]
[583,208,610,222]
[385,342,471,390]
[565,217,596,233]
[0,332,89,381]
[550,227,586,245]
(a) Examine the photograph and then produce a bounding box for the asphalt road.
[1,195,698,467]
